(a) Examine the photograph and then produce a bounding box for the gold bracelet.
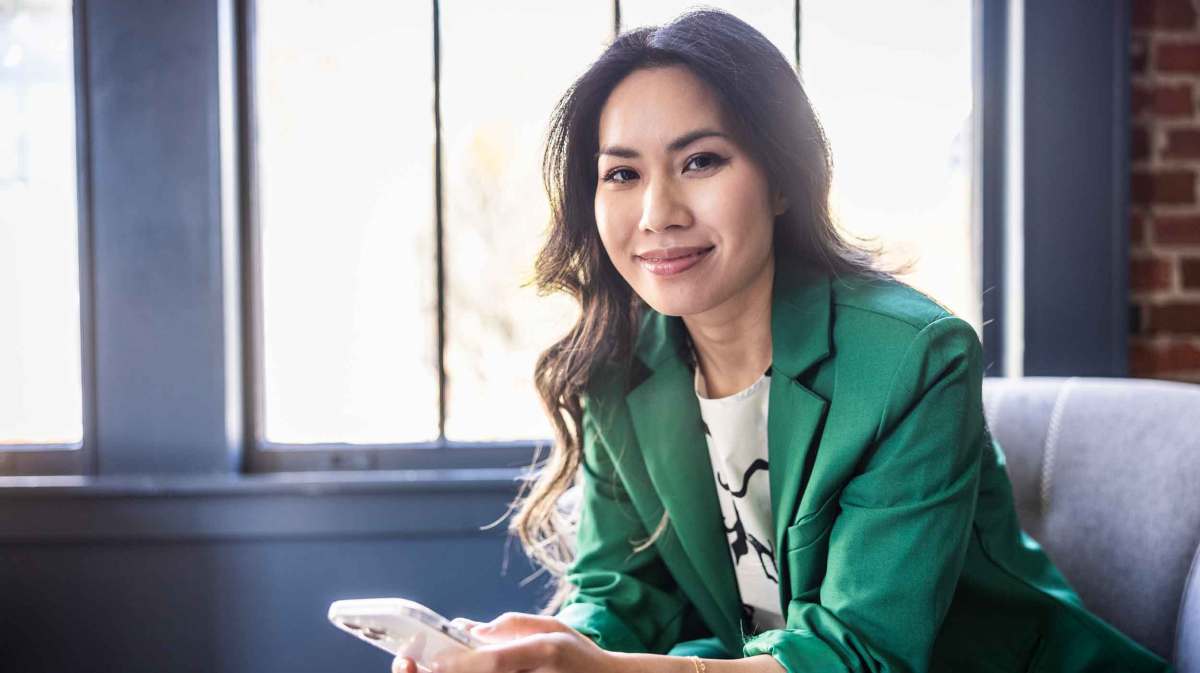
[690,655,707,673]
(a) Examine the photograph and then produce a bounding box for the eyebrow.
[595,128,729,161]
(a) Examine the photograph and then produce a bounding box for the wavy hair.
[507,8,893,613]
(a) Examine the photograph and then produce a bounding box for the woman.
[396,9,1171,673]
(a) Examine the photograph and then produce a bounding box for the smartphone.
[328,598,483,671]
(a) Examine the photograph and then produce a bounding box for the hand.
[392,612,611,673]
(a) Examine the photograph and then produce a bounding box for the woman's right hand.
[391,618,484,673]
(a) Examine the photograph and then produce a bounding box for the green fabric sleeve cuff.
[554,601,647,654]
[741,628,851,673]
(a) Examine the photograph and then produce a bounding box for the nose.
[639,176,691,234]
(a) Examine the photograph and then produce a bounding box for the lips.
[635,246,714,261]
[634,245,714,276]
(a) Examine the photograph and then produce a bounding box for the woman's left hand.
[395,612,616,673]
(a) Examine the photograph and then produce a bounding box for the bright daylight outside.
[258,0,976,447]
[0,0,82,448]
[255,0,442,445]
[801,1,979,336]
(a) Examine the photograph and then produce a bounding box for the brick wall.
[1130,0,1200,382]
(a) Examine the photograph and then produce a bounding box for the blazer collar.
[623,263,833,651]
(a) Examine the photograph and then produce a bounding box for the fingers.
[472,612,571,640]
[392,616,564,673]
[432,633,567,673]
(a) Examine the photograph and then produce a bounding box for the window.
[0,1,986,477]
[801,0,981,332]
[251,0,440,446]
[247,1,609,466]
[0,0,84,451]
[439,2,607,441]
[247,0,980,468]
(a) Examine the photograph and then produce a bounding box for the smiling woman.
[394,8,1171,673]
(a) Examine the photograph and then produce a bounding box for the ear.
[772,191,790,216]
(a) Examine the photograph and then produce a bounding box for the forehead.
[597,65,728,148]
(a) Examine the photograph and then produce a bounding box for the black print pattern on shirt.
[717,464,778,584]
[717,458,768,498]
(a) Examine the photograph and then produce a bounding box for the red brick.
[1133,0,1198,30]
[1132,212,1148,246]
[1132,35,1151,75]
[1132,169,1196,205]
[1183,257,1200,288]
[1133,125,1152,161]
[1132,85,1149,115]
[1163,128,1200,158]
[1129,338,1200,376]
[1153,215,1200,244]
[1148,302,1200,333]
[1131,256,1174,291]
[1157,42,1200,73]
[1129,342,1151,375]
[1132,83,1195,117]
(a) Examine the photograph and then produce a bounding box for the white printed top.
[694,364,786,635]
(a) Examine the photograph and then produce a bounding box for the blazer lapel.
[767,266,834,601]
[626,315,743,651]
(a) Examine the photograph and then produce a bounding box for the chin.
[639,291,715,318]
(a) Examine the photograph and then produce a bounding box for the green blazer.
[553,263,1171,672]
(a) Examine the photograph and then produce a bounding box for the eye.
[685,153,727,173]
[601,167,638,184]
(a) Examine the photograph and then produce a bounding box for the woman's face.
[594,64,786,319]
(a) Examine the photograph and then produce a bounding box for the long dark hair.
[508,7,891,613]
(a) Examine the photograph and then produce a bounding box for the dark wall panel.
[0,534,541,673]
[1021,0,1130,376]
[86,0,239,474]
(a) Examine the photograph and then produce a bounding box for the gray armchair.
[982,376,1200,672]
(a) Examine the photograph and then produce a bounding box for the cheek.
[594,197,629,259]
[715,173,775,246]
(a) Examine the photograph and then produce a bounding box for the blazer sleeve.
[553,395,693,654]
[742,315,986,673]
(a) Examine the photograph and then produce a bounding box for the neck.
[682,255,774,398]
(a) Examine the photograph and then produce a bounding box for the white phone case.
[328,598,483,671]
